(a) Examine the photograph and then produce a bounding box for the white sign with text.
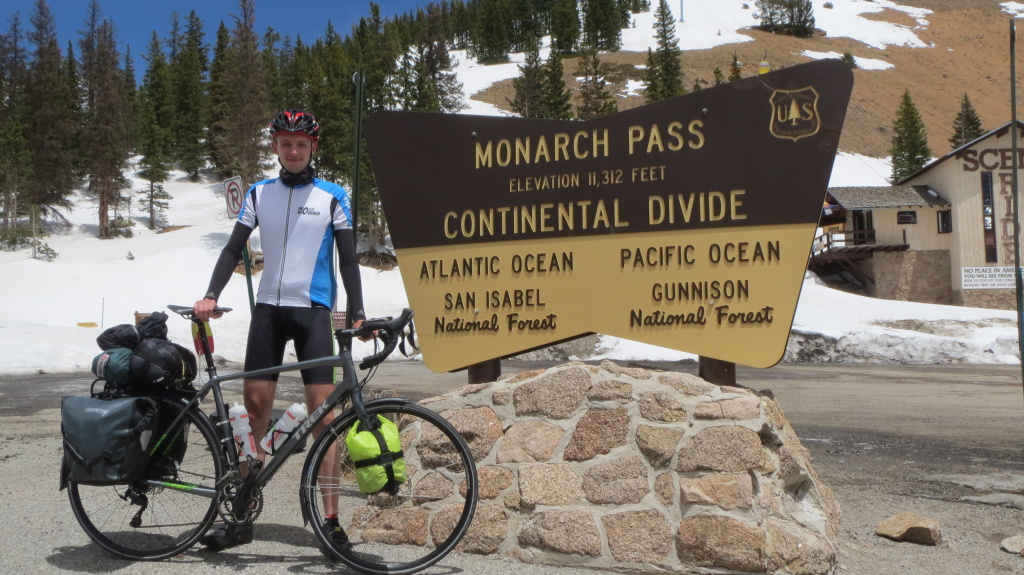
[961,266,1019,289]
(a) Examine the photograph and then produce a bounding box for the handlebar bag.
[61,396,158,486]
[346,415,406,494]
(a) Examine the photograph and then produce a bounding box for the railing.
[813,229,876,254]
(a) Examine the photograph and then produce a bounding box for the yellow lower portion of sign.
[398,224,815,372]
[76,322,98,328]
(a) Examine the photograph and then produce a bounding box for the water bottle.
[229,402,258,462]
[261,402,307,455]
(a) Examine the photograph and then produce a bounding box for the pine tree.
[262,27,286,112]
[449,0,473,49]
[475,0,512,63]
[889,89,931,183]
[304,22,352,182]
[728,54,742,81]
[140,32,174,160]
[209,0,269,185]
[80,16,133,239]
[712,66,725,85]
[643,0,684,103]
[575,45,617,120]
[949,93,984,149]
[24,0,81,220]
[138,30,173,206]
[0,14,30,238]
[416,3,465,114]
[170,11,208,180]
[206,22,232,177]
[540,51,574,119]
[0,115,32,243]
[583,0,622,51]
[122,47,138,152]
[755,0,815,37]
[508,36,545,118]
[137,181,171,230]
[550,0,580,55]
[510,0,539,53]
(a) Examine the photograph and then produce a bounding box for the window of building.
[982,171,998,262]
[897,210,917,224]
[937,210,952,234]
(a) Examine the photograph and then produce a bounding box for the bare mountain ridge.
[476,0,1014,160]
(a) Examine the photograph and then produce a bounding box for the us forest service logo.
[365,59,853,372]
[770,86,821,141]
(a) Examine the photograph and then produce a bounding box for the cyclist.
[193,109,365,552]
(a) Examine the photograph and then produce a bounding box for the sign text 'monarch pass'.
[366,59,853,373]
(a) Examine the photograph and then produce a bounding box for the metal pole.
[242,243,255,313]
[1010,20,1024,399]
[349,71,366,329]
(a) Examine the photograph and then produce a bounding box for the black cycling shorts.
[244,304,335,384]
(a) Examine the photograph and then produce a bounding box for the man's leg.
[304,382,338,516]
[244,377,278,467]
[200,305,282,551]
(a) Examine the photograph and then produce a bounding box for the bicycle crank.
[215,475,264,526]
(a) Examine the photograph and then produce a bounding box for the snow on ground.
[2,0,1012,375]
[1003,2,1024,18]
[801,50,893,71]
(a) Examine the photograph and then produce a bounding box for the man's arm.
[334,228,366,322]
[194,222,253,321]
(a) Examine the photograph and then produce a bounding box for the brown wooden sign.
[366,59,853,372]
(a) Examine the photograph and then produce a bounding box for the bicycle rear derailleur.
[215,473,264,526]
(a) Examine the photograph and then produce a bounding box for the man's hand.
[353,318,375,342]
[193,298,224,322]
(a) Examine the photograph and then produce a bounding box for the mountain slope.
[476,0,1014,159]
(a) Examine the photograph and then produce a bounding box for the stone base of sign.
[865,250,953,305]
[957,287,1017,310]
[377,361,839,574]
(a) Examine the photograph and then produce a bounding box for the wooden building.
[810,121,1023,309]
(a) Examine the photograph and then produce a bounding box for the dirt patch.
[156,225,191,234]
[871,317,1017,337]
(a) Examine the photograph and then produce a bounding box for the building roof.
[826,185,950,209]
[895,119,1024,183]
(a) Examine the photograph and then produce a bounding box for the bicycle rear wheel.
[300,400,479,575]
[67,396,225,560]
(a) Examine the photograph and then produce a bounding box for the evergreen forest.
[0,0,657,247]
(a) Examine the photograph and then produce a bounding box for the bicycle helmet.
[269,109,320,140]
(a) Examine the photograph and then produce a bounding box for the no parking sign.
[224,176,243,219]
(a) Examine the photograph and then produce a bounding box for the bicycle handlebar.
[353,308,415,370]
[167,303,415,371]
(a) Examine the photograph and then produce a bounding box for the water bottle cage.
[264,427,299,456]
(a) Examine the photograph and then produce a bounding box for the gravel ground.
[4,362,1024,574]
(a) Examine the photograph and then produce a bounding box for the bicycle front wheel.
[300,400,479,575]
[67,396,225,560]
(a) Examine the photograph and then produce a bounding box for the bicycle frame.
[142,318,396,511]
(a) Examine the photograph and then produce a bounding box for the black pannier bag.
[130,338,197,388]
[61,396,158,486]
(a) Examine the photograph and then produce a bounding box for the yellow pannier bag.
[345,415,406,494]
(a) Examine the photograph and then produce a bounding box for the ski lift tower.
[679,0,684,22]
